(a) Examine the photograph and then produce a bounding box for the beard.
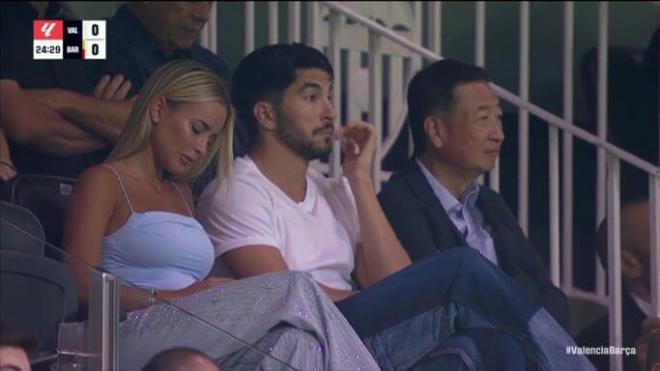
[275,111,333,161]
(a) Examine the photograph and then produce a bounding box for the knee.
[433,247,484,268]
[279,327,322,347]
[453,247,493,271]
[270,327,325,364]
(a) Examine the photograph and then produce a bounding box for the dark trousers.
[336,248,593,371]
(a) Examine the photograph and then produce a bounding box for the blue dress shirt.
[416,159,499,265]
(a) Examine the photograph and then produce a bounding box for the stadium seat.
[7,174,76,255]
[1,200,45,255]
[0,250,79,354]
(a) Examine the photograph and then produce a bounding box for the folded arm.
[27,86,133,144]
[1,79,107,156]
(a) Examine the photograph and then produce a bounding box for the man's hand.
[0,130,17,181]
[341,121,376,182]
[92,74,132,101]
[0,161,16,182]
[636,317,660,370]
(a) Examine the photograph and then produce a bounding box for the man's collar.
[415,158,481,213]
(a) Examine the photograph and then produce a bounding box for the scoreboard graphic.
[34,20,106,60]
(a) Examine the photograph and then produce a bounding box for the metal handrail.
[322,1,660,177]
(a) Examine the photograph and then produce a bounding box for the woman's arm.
[64,173,233,312]
[62,166,121,307]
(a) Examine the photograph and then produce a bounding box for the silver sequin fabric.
[117,271,380,371]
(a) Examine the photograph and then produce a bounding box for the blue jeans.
[336,248,595,371]
[412,328,529,371]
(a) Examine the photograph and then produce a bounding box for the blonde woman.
[62,60,378,371]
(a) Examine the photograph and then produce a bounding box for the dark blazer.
[378,159,570,329]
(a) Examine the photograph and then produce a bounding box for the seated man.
[102,2,231,97]
[577,199,660,371]
[198,43,594,371]
[377,59,570,329]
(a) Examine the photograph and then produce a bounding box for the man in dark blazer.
[378,59,570,329]
[578,200,660,371]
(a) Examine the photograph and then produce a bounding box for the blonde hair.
[108,59,234,184]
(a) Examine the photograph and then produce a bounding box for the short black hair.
[142,347,216,371]
[0,322,35,352]
[407,59,489,156]
[231,43,333,147]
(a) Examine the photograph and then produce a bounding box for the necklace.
[120,170,165,192]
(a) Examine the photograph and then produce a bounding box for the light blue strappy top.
[100,165,214,291]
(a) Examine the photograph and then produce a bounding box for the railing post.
[288,2,301,43]
[86,271,119,370]
[200,2,218,53]
[404,58,415,158]
[595,1,609,298]
[650,175,660,317]
[475,1,486,67]
[518,1,530,235]
[606,155,622,371]
[268,1,279,45]
[428,2,442,56]
[368,30,383,191]
[475,1,492,188]
[561,1,575,293]
[411,1,423,72]
[306,2,322,49]
[549,124,560,286]
[244,2,255,54]
[328,10,342,179]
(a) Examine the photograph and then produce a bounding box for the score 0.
[83,20,106,60]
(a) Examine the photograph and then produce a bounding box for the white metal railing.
[518,2,530,236]
[596,1,609,300]
[204,2,659,371]
[561,1,575,294]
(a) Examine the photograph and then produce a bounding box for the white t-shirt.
[197,156,360,291]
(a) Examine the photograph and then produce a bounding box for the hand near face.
[636,317,660,370]
[340,121,376,181]
[0,129,17,182]
[0,161,16,182]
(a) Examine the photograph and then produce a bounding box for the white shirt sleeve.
[197,177,281,258]
[323,175,361,248]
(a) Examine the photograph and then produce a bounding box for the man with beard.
[197,43,595,371]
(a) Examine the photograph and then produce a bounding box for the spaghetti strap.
[172,183,194,217]
[101,164,135,213]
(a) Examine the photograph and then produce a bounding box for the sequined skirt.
[118,271,380,371]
